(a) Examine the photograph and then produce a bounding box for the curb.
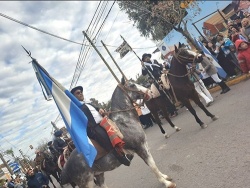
[208,74,250,94]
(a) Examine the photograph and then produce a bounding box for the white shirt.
[83,102,103,124]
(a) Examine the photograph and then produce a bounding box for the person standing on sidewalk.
[235,39,250,74]
[199,52,230,94]
[187,64,214,107]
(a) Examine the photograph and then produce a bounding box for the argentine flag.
[194,37,227,79]
[32,59,97,167]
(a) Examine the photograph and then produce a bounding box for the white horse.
[60,79,176,188]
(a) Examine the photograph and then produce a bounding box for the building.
[202,1,250,38]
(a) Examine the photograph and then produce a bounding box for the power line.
[0,11,156,50]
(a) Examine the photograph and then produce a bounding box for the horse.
[167,43,218,128]
[60,80,177,188]
[40,153,63,188]
[144,92,181,138]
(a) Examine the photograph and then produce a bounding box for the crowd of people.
[2,10,250,188]
[137,11,250,129]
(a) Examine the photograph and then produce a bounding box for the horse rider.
[141,53,178,117]
[47,141,59,163]
[34,150,48,172]
[53,130,68,155]
[70,85,132,166]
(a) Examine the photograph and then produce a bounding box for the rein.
[105,84,146,115]
[168,51,198,78]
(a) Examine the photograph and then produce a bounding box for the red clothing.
[235,39,250,73]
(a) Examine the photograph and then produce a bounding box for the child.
[235,39,250,74]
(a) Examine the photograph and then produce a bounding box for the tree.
[5,148,15,159]
[117,0,203,48]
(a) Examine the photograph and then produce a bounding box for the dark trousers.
[87,125,113,152]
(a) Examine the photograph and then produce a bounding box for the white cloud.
[0,1,231,160]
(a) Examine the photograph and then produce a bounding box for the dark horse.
[60,81,176,188]
[167,44,218,127]
[40,153,62,188]
[144,94,181,138]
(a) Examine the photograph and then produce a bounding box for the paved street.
[51,78,250,188]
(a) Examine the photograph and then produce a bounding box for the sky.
[0,1,231,162]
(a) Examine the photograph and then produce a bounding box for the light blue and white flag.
[194,37,227,78]
[32,58,97,167]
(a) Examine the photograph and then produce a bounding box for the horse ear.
[174,45,178,53]
[178,42,182,48]
[121,76,126,85]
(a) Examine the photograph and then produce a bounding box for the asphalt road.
[50,79,250,188]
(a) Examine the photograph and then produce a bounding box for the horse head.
[174,43,203,65]
[121,79,154,102]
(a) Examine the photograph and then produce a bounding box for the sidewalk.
[208,73,250,93]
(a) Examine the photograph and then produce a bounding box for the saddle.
[58,117,131,169]
[160,73,170,90]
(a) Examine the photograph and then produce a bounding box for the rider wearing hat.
[53,130,67,155]
[141,53,178,118]
[141,53,163,80]
[70,85,132,166]
[47,141,59,163]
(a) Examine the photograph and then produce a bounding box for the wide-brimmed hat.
[71,86,83,95]
[54,130,63,137]
[142,53,151,61]
[47,141,53,146]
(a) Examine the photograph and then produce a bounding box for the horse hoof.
[164,134,170,139]
[168,182,177,188]
[165,175,173,181]
[212,115,219,121]
[175,127,181,132]
[200,124,208,129]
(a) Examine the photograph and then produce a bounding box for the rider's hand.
[99,109,109,117]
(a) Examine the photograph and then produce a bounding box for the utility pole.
[0,153,13,175]
[51,121,59,131]
[19,149,31,169]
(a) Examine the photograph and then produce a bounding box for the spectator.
[234,16,242,29]
[214,33,238,78]
[199,53,230,94]
[137,99,154,128]
[230,26,247,43]
[188,64,214,107]
[240,18,250,41]
[26,168,49,188]
[235,39,250,74]
[133,101,148,129]
[6,179,14,188]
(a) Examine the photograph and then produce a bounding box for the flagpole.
[82,31,121,85]
[120,35,174,105]
[101,40,128,81]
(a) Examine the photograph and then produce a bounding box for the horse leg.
[47,174,57,188]
[77,172,95,188]
[192,92,219,121]
[158,100,181,133]
[146,101,167,136]
[136,142,176,188]
[94,173,108,188]
[181,98,207,128]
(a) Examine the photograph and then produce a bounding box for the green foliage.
[117,0,202,48]
[5,148,15,158]
[36,139,49,153]
[136,74,149,87]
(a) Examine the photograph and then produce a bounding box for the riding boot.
[218,81,230,94]
[89,125,132,166]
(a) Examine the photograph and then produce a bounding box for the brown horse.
[144,95,181,138]
[167,44,218,127]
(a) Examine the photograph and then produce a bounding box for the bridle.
[104,83,150,115]
[167,49,200,78]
